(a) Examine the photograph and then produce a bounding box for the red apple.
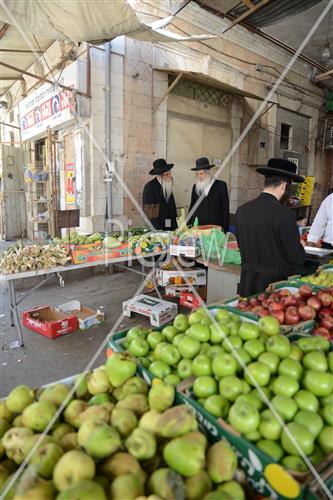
[278,289,292,298]
[307,297,322,312]
[299,285,313,298]
[285,307,300,325]
[269,302,284,313]
[271,310,285,324]
[258,293,268,302]
[298,306,316,321]
[249,298,259,307]
[321,316,333,331]
[258,309,270,317]
[313,326,331,340]
[282,296,298,307]
[317,291,332,308]
[319,308,332,319]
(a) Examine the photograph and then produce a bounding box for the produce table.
[196,257,241,303]
[2,251,166,348]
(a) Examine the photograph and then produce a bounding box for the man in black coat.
[142,158,177,231]
[188,157,229,232]
[235,158,306,296]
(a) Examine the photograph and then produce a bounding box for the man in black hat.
[188,157,229,232]
[235,158,306,296]
[142,159,177,230]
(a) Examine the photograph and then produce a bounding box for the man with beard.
[235,158,306,296]
[188,157,229,232]
[142,158,177,230]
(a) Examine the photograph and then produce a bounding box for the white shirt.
[308,193,333,245]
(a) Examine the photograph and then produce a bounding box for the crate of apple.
[233,284,333,338]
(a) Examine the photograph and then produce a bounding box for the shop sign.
[65,164,76,206]
[19,62,80,141]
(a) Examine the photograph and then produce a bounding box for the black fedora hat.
[149,158,174,176]
[191,157,215,171]
[256,158,304,183]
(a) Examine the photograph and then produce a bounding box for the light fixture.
[322,43,331,60]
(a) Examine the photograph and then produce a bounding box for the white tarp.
[0,0,215,43]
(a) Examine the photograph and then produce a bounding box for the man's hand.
[306,241,320,247]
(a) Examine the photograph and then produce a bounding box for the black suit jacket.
[142,177,177,230]
[188,180,229,232]
[235,192,306,296]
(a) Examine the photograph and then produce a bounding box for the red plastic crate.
[22,306,78,339]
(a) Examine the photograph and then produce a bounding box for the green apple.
[204,395,230,418]
[210,323,230,344]
[258,352,280,374]
[322,404,333,425]
[271,395,298,421]
[177,359,193,379]
[126,327,145,342]
[258,316,280,336]
[244,362,270,387]
[294,410,323,438]
[215,309,231,323]
[243,340,265,360]
[309,445,324,465]
[303,351,328,372]
[154,342,169,361]
[212,353,237,378]
[230,313,241,323]
[282,455,308,473]
[222,335,242,353]
[281,422,314,456]
[129,338,149,357]
[228,321,241,336]
[244,430,261,442]
[200,343,210,355]
[162,326,179,343]
[271,376,299,398]
[228,400,260,434]
[207,345,225,359]
[303,370,333,397]
[232,348,251,371]
[149,361,171,379]
[257,440,284,461]
[147,331,164,350]
[187,324,210,343]
[241,380,251,394]
[160,345,181,366]
[317,426,333,455]
[173,334,185,347]
[328,352,333,373]
[164,374,181,386]
[178,336,201,359]
[294,390,319,413]
[236,394,262,411]
[193,376,217,399]
[239,322,260,341]
[278,358,303,381]
[259,409,282,441]
[173,314,189,332]
[188,310,205,325]
[253,386,272,404]
[219,376,244,402]
[266,335,291,359]
[192,354,212,377]
[288,344,303,362]
[201,316,212,327]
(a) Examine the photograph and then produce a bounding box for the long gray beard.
[195,176,212,197]
[161,180,173,202]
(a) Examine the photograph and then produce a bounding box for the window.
[280,123,291,150]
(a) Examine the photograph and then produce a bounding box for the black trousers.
[322,242,333,250]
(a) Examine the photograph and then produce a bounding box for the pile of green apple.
[0,354,247,500]
[122,308,333,473]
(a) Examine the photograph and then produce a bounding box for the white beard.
[159,178,173,202]
[195,176,213,197]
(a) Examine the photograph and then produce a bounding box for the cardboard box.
[57,300,104,330]
[22,306,78,339]
[71,243,130,264]
[156,267,206,287]
[123,294,177,327]
[169,244,201,258]
[180,287,207,309]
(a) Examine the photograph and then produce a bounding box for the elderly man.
[236,158,306,296]
[188,157,229,232]
[142,158,177,230]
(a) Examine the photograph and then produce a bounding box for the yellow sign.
[264,463,301,498]
[65,164,76,205]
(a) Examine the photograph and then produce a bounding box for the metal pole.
[105,41,113,233]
